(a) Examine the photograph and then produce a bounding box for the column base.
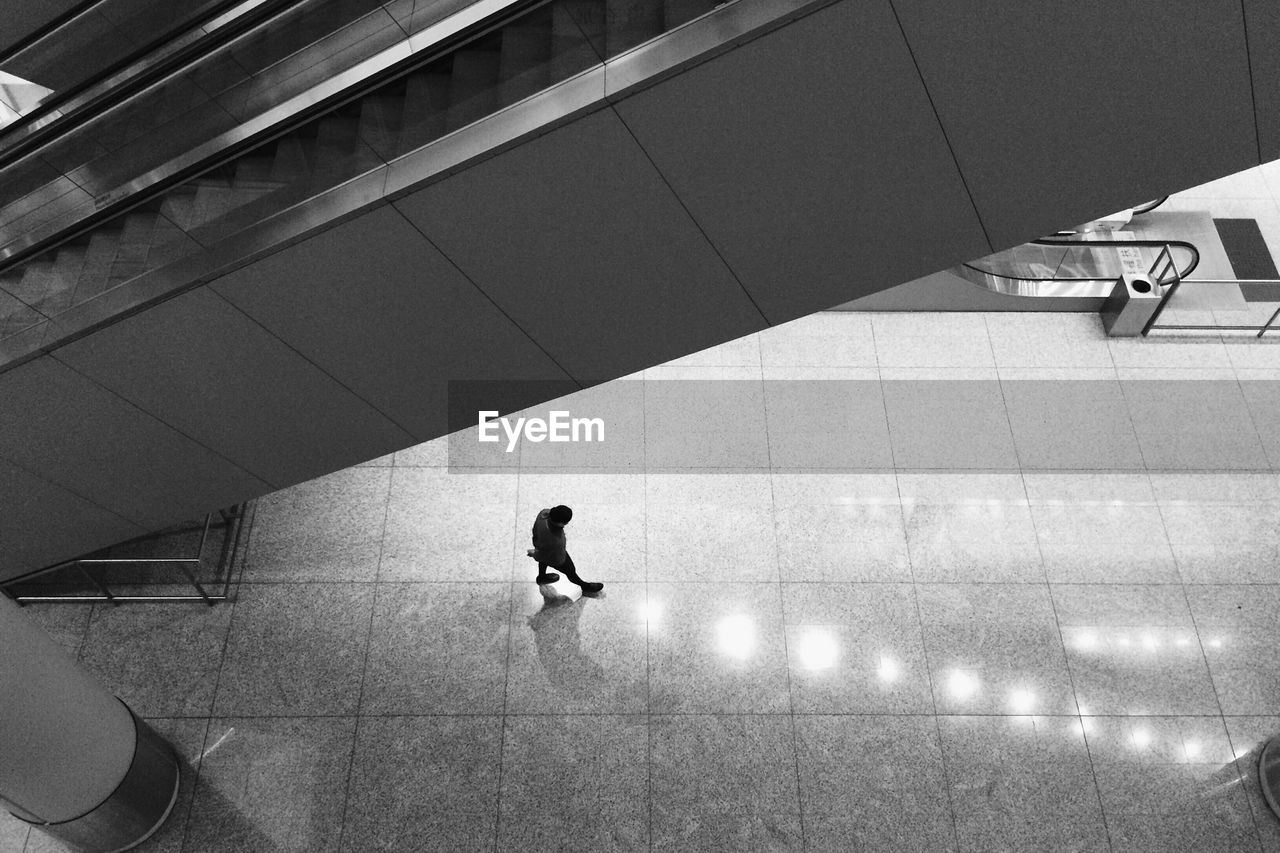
[17,706,180,853]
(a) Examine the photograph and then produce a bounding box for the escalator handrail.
[0,0,308,169]
[0,0,550,277]
[962,237,1200,284]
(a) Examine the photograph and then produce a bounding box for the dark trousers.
[539,553,587,587]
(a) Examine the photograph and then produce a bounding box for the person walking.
[528,504,604,594]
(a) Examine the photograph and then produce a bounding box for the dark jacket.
[531,508,567,567]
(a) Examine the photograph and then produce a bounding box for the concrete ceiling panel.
[892,0,1259,249]
[210,205,576,441]
[0,458,144,582]
[53,286,415,489]
[391,108,768,383]
[0,356,270,528]
[612,0,991,323]
[1243,0,1280,162]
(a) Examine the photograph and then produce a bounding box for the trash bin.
[1101,273,1162,336]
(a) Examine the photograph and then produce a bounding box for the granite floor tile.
[903,503,1043,583]
[871,314,996,369]
[644,473,777,583]
[0,811,26,853]
[984,313,1114,370]
[1107,336,1232,371]
[506,581,648,714]
[882,380,1019,469]
[1001,379,1145,470]
[1160,505,1280,584]
[917,583,1076,716]
[645,380,769,468]
[18,604,91,658]
[795,715,955,851]
[647,583,789,713]
[1223,715,1280,851]
[78,598,233,717]
[243,467,390,582]
[1186,586,1280,715]
[650,714,799,851]
[783,584,932,713]
[360,582,510,714]
[759,313,876,367]
[496,715,648,853]
[183,717,355,853]
[1239,380,1280,470]
[763,379,893,468]
[514,473,645,583]
[213,583,373,716]
[1123,380,1269,470]
[379,467,518,582]
[1029,496,1179,584]
[938,715,1109,853]
[651,814,804,853]
[771,472,909,583]
[1083,714,1258,852]
[1053,584,1220,716]
[1147,471,1280,505]
[340,716,502,853]
[774,501,910,583]
[516,381,645,471]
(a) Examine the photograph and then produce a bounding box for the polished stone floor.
[4,305,1280,853]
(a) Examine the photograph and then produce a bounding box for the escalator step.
[399,71,451,152]
[499,22,553,107]
[72,231,124,304]
[606,0,664,56]
[447,47,502,131]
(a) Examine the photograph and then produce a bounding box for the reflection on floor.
[4,311,1280,853]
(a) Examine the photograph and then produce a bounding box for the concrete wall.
[1,0,1274,579]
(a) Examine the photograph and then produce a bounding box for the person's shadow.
[527,587,606,701]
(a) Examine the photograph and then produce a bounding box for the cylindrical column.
[0,595,179,852]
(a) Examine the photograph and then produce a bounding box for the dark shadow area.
[527,590,606,700]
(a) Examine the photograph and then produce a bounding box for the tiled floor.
[5,306,1280,853]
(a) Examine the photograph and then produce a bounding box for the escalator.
[955,236,1200,300]
[0,0,731,350]
[0,0,1266,579]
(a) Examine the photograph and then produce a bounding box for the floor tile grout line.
[876,313,964,852]
[641,398,653,853]
[766,463,807,847]
[491,470,524,853]
[333,468,392,853]
[1014,462,1115,853]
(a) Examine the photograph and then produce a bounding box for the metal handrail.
[1143,268,1280,338]
[0,504,250,606]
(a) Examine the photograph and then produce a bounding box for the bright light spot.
[797,629,838,671]
[716,615,756,659]
[948,669,980,700]
[1209,637,1224,649]
[1117,635,1131,648]
[878,655,900,683]
[639,600,664,626]
[1184,740,1202,760]
[1076,631,1098,650]
[1009,688,1036,714]
[1131,728,1153,749]
[1175,636,1191,647]
[1142,633,1159,650]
